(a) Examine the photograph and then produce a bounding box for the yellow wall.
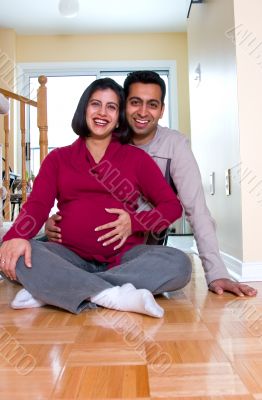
[16,32,190,135]
[0,29,16,90]
[0,28,16,168]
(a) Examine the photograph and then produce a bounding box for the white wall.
[187,0,243,260]
[233,0,262,263]
[187,0,262,280]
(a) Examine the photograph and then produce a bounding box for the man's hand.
[95,208,132,250]
[45,214,62,243]
[0,239,32,281]
[208,278,257,297]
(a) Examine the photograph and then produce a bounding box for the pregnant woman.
[0,78,191,317]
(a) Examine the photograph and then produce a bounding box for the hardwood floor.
[0,254,262,399]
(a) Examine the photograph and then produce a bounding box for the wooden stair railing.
[0,75,48,221]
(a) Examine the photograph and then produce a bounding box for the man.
[46,71,256,297]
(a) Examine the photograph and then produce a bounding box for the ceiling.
[0,0,189,36]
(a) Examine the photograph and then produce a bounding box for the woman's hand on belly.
[58,202,132,259]
[95,208,132,250]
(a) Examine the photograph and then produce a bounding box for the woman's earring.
[116,123,119,129]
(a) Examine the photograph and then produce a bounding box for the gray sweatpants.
[3,240,192,314]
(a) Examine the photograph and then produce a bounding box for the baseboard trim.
[221,251,262,282]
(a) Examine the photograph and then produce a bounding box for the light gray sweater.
[137,125,230,285]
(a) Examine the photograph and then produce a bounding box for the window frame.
[15,60,179,172]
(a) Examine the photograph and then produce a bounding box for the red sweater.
[3,137,182,267]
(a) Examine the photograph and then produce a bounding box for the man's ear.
[160,103,165,119]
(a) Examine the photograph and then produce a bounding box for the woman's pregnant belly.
[57,196,139,262]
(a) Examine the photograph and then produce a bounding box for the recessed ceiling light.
[58,0,79,18]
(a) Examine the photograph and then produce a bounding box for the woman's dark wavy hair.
[72,77,131,143]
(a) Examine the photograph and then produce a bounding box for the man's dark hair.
[72,77,130,143]
[124,70,166,105]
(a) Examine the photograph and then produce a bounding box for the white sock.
[11,288,46,310]
[91,283,164,318]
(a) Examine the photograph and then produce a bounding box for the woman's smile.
[86,88,119,138]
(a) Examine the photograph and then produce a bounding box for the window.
[29,75,96,175]
[18,61,178,177]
